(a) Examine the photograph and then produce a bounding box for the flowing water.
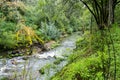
[0,32,81,80]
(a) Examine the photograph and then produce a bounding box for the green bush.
[52,52,106,80]
[0,1,26,23]
[0,20,17,49]
[0,31,17,49]
[40,22,61,40]
[0,21,17,32]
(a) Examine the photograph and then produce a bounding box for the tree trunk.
[108,0,114,26]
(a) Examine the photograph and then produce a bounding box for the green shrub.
[40,22,61,40]
[0,1,26,23]
[0,31,17,49]
[0,21,16,32]
[51,52,106,80]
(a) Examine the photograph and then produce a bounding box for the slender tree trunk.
[108,0,114,26]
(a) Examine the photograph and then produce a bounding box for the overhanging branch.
[79,0,98,24]
[79,0,94,16]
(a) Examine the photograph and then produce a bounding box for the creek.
[0,32,81,80]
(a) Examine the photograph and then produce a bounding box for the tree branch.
[79,0,94,15]
[93,0,101,10]
[79,0,99,25]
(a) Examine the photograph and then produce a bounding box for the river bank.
[0,32,81,80]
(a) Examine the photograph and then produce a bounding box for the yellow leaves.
[16,25,44,45]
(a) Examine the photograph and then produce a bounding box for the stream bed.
[0,32,81,80]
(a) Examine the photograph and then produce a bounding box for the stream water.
[0,32,81,80]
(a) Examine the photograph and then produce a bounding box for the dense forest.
[0,0,120,80]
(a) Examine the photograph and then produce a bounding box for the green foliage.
[0,31,17,49]
[52,25,120,80]
[76,31,91,49]
[0,21,17,49]
[40,22,61,40]
[0,0,120,79]
[52,52,106,80]
[0,21,16,32]
[0,0,90,54]
[35,0,88,34]
[110,25,120,80]
[0,1,26,23]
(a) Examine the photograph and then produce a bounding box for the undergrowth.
[51,25,120,80]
